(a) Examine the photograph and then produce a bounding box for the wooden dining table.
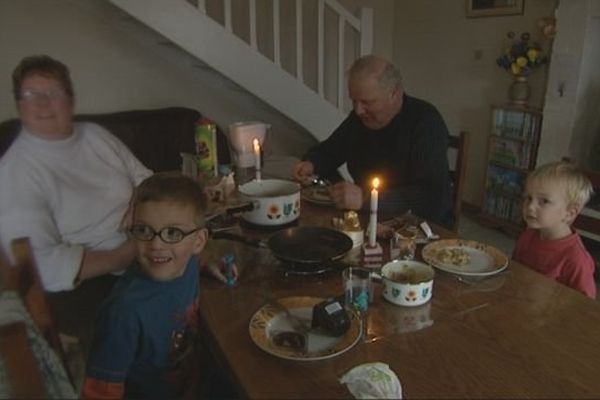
[198,200,600,399]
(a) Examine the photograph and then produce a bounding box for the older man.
[292,55,453,228]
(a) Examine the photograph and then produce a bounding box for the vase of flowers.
[496,31,547,106]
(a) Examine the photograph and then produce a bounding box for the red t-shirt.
[513,229,596,299]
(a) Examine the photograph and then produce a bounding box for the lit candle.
[368,177,380,247]
[253,138,261,181]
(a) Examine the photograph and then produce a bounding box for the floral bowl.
[381,260,434,307]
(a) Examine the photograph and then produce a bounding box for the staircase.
[107,0,373,141]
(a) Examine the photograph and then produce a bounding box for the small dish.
[380,260,434,307]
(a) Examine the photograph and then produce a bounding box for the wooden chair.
[448,131,470,232]
[4,238,72,381]
[573,168,600,279]
[0,322,47,398]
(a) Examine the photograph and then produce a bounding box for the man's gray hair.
[348,55,403,92]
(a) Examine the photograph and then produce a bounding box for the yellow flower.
[511,63,522,75]
[527,49,539,62]
[516,56,528,67]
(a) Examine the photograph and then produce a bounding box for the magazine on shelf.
[486,164,523,196]
[490,137,531,168]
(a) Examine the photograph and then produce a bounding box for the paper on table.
[340,362,402,399]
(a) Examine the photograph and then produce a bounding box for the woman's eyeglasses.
[129,224,199,244]
[18,89,67,102]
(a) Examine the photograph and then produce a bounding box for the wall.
[540,0,600,170]
[0,0,317,158]
[1,0,573,206]
[205,0,394,112]
[392,0,556,206]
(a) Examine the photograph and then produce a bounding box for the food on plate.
[272,331,306,349]
[436,247,470,267]
[312,186,330,201]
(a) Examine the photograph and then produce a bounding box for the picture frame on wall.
[466,0,524,17]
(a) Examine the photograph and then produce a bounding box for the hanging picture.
[466,0,524,18]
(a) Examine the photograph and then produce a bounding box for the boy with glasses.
[82,172,233,398]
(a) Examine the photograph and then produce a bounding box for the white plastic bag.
[340,362,402,399]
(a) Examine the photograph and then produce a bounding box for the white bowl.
[381,260,434,307]
[238,179,300,226]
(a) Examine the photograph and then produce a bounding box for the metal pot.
[380,260,434,307]
[237,179,301,226]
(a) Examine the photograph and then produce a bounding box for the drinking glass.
[389,231,416,260]
[342,267,371,341]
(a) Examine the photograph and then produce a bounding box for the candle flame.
[253,138,260,151]
[372,177,380,189]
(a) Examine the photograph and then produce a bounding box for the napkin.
[340,362,402,399]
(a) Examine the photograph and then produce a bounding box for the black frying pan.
[212,226,353,267]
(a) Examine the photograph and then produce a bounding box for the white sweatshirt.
[0,122,152,291]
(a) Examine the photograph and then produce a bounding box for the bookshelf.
[480,105,543,234]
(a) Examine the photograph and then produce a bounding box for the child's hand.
[204,255,238,286]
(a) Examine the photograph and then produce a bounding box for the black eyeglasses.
[129,224,200,244]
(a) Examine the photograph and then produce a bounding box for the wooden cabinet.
[479,105,543,234]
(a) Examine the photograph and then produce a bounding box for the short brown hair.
[134,172,207,227]
[527,161,594,212]
[12,55,74,101]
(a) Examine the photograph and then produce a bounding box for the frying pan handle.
[225,202,255,215]
[211,231,266,248]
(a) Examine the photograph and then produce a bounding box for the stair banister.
[193,0,372,112]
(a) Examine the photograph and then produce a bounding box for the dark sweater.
[304,94,453,228]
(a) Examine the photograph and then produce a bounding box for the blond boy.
[513,161,596,298]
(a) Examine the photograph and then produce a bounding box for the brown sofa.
[0,106,230,171]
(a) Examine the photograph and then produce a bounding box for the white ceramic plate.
[249,296,361,361]
[421,239,508,277]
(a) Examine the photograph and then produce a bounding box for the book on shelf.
[486,164,524,195]
[484,165,524,223]
[492,108,538,142]
[490,137,531,169]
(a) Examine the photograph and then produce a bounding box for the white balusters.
[317,0,324,97]
[273,0,281,66]
[199,0,372,112]
[224,0,232,32]
[249,0,257,50]
[337,16,345,108]
[296,0,303,83]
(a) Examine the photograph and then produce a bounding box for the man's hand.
[329,181,364,210]
[291,161,315,183]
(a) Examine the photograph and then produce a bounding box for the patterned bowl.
[381,260,434,307]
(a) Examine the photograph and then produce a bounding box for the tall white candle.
[368,177,380,247]
[253,138,261,181]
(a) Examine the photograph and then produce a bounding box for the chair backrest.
[448,131,469,232]
[574,168,600,240]
[6,238,70,378]
[0,322,47,398]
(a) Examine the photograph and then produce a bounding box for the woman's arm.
[77,239,136,283]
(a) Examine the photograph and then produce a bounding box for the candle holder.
[361,242,383,269]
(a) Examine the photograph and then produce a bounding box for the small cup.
[342,267,371,312]
[390,231,417,260]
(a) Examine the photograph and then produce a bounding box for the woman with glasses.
[0,54,151,290]
[0,55,152,354]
